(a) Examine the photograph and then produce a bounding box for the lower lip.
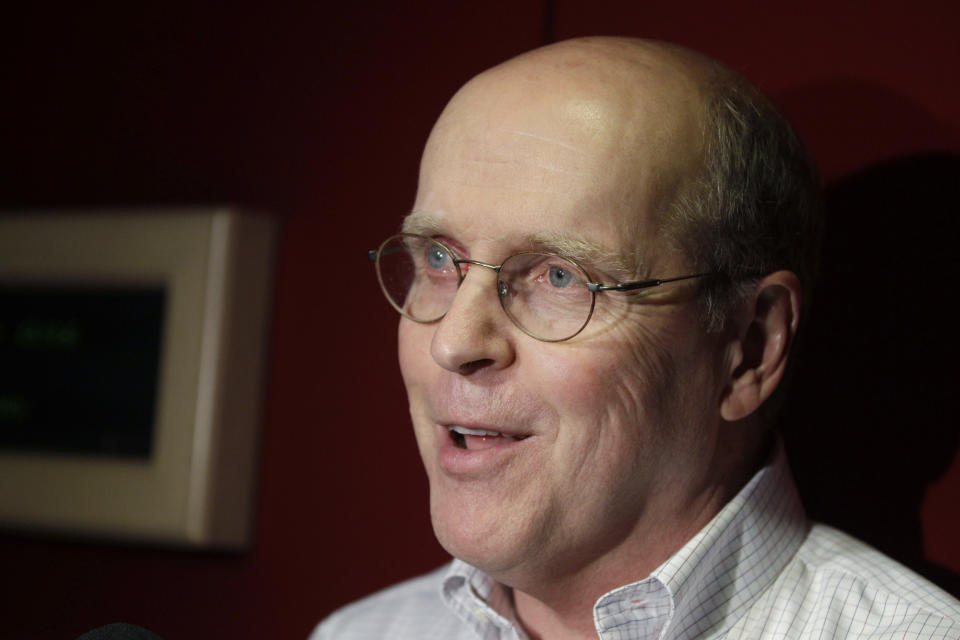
[437,426,531,476]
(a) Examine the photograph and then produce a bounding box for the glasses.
[368,233,709,342]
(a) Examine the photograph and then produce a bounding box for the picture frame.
[0,209,275,548]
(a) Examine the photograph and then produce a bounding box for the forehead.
[411,42,705,271]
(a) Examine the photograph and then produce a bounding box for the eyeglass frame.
[367,233,711,342]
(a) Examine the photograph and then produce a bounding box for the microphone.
[77,623,163,640]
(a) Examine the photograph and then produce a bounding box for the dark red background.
[1,1,958,638]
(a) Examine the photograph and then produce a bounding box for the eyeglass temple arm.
[586,272,710,293]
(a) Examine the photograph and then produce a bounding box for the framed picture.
[0,209,275,548]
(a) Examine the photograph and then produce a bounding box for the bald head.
[421,39,703,248]
[395,38,820,611]
[415,38,716,268]
[410,36,819,332]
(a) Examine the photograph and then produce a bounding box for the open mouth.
[448,425,529,450]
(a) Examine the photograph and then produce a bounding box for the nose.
[429,266,516,375]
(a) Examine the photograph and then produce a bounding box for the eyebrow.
[402,212,641,283]
[523,231,640,282]
[401,212,443,236]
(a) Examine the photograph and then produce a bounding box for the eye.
[547,265,573,288]
[426,245,451,270]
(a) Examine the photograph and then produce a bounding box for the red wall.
[1,2,958,638]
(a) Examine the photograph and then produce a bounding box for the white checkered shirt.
[311,444,960,639]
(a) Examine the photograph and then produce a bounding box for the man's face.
[398,48,728,588]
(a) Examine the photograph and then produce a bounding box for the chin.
[430,487,495,555]
[428,479,560,587]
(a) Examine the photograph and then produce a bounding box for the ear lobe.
[720,271,801,422]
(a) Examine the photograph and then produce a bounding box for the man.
[312,37,960,639]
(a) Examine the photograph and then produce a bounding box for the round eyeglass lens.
[375,234,460,322]
[498,252,595,341]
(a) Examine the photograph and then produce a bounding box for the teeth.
[449,425,502,437]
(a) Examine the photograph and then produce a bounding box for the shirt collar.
[440,440,808,640]
[441,562,528,640]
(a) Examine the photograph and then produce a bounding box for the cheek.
[398,319,430,390]
[539,324,678,470]
[584,319,679,420]
[398,320,435,433]
[398,320,448,478]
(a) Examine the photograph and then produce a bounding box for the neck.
[509,505,720,639]
[509,424,772,639]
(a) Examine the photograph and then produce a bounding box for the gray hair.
[668,66,822,332]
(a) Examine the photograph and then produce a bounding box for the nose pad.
[429,267,516,374]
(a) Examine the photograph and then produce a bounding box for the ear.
[720,270,801,422]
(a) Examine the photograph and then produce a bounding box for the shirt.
[311,444,960,639]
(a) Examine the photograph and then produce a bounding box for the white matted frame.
[0,209,275,548]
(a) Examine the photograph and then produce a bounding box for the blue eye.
[427,245,450,270]
[548,265,573,288]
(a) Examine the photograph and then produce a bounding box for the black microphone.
[77,623,163,640]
